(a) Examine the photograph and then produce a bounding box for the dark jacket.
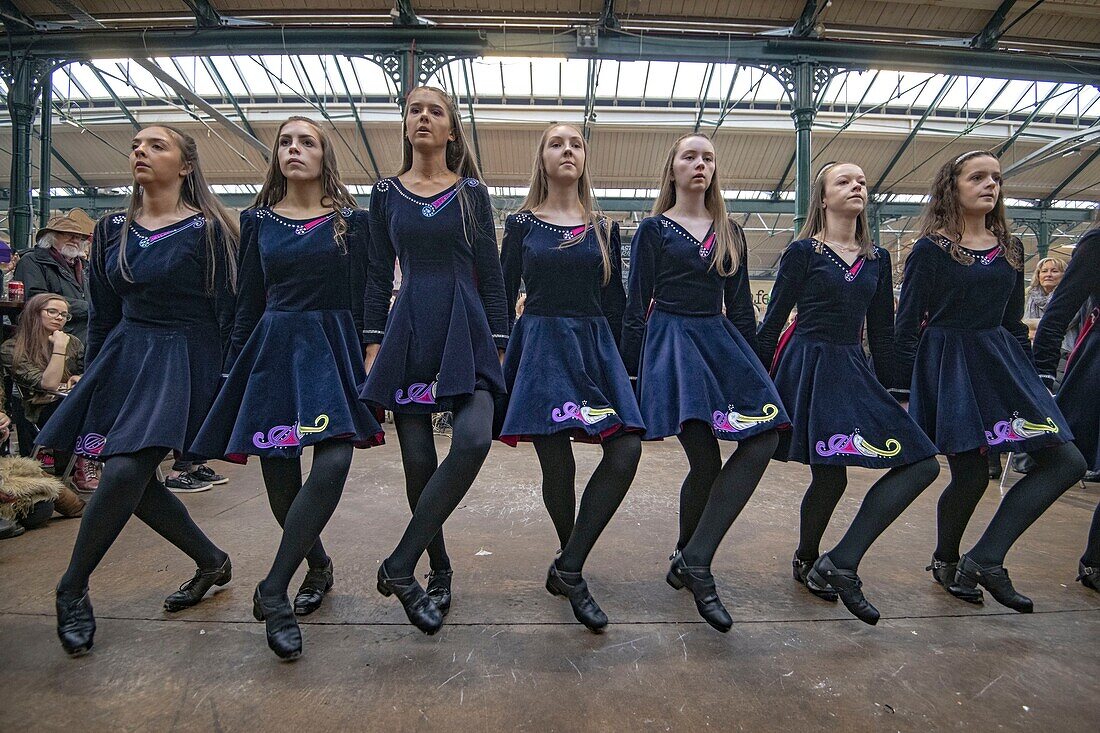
[13,247,89,341]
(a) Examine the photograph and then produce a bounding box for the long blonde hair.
[119,124,239,292]
[1029,256,1067,291]
[518,123,612,284]
[254,116,358,251]
[916,150,1021,270]
[796,162,877,259]
[651,133,744,276]
[398,86,486,245]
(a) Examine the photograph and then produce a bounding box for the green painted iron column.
[1037,215,1050,258]
[5,58,42,252]
[791,62,817,234]
[38,69,53,226]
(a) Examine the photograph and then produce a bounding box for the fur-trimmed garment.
[0,457,63,520]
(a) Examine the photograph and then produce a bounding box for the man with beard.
[15,210,94,342]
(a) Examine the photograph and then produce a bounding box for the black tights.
[258,440,352,598]
[935,443,1087,566]
[532,432,642,573]
[1084,499,1100,568]
[388,390,495,577]
[58,446,224,594]
[795,458,940,571]
[676,422,778,567]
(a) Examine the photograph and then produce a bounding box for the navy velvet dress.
[359,177,508,413]
[896,235,1072,456]
[757,239,937,468]
[36,213,233,461]
[498,212,644,445]
[621,215,788,441]
[1034,228,1099,471]
[191,208,384,463]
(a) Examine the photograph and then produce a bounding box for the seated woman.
[0,293,97,499]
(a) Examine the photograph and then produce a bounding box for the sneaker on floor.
[73,458,100,493]
[189,465,228,485]
[165,473,212,493]
[1084,470,1100,484]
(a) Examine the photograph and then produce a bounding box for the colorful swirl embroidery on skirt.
[816,429,901,458]
[551,400,617,426]
[253,414,330,449]
[396,378,438,405]
[75,433,106,456]
[712,404,779,432]
[985,413,1059,445]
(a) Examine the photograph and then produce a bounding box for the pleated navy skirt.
[636,309,788,441]
[500,314,644,445]
[772,335,937,468]
[191,310,384,463]
[36,321,220,461]
[910,325,1072,455]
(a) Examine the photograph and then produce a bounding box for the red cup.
[7,280,24,302]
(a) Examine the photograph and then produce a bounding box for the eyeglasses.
[44,308,72,321]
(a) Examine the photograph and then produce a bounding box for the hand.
[48,330,71,352]
[66,375,82,388]
[498,348,506,365]
[0,411,10,442]
[363,343,380,375]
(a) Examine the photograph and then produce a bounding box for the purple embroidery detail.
[75,433,106,456]
[551,400,616,426]
[985,413,1059,445]
[252,414,331,450]
[712,404,780,433]
[815,430,901,458]
[566,225,587,240]
[134,217,204,248]
[844,258,864,282]
[395,379,438,405]
[295,214,336,235]
[420,179,479,218]
[975,246,1002,265]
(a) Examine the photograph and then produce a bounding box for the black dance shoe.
[56,587,95,657]
[376,560,442,634]
[954,555,1033,613]
[545,563,608,633]
[808,554,880,626]
[667,553,733,633]
[426,568,454,617]
[252,586,302,661]
[294,559,334,616]
[926,557,984,604]
[164,555,232,612]
[665,551,686,590]
[1078,562,1100,592]
[792,554,839,602]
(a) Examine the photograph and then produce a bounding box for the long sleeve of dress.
[621,219,660,376]
[348,210,371,348]
[85,217,124,365]
[225,211,264,373]
[471,186,510,349]
[755,241,810,369]
[209,223,238,364]
[600,221,627,345]
[865,248,903,395]
[500,214,525,331]
[363,193,397,346]
[724,235,758,352]
[895,240,938,392]
[1034,228,1099,388]
[1002,243,1033,362]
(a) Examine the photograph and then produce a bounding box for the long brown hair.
[254,116,358,251]
[518,123,612,284]
[12,293,70,373]
[796,162,877,259]
[651,133,744,276]
[398,86,486,245]
[119,124,240,292]
[916,149,1021,269]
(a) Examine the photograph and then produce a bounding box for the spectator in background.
[14,210,94,342]
[0,293,98,497]
[0,231,18,289]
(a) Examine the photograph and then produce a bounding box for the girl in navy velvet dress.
[897,150,1086,612]
[44,125,239,657]
[621,133,787,633]
[499,124,643,632]
[757,163,939,625]
[192,117,384,659]
[361,87,509,635]
[1034,227,1100,591]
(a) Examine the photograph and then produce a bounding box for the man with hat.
[13,209,94,342]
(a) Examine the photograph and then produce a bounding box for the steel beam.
[334,57,382,180]
[790,62,817,232]
[995,85,1063,158]
[791,0,823,38]
[38,71,52,225]
[970,0,1019,49]
[1003,121,1100,177]
[84,63,141,131]
[4,57,49,251]
[871,76,956,196]
[4,29,1100,86]
[132,58,270,160]
[1042,146,1100,204]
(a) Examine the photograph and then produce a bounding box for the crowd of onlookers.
[0,210,228,541]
